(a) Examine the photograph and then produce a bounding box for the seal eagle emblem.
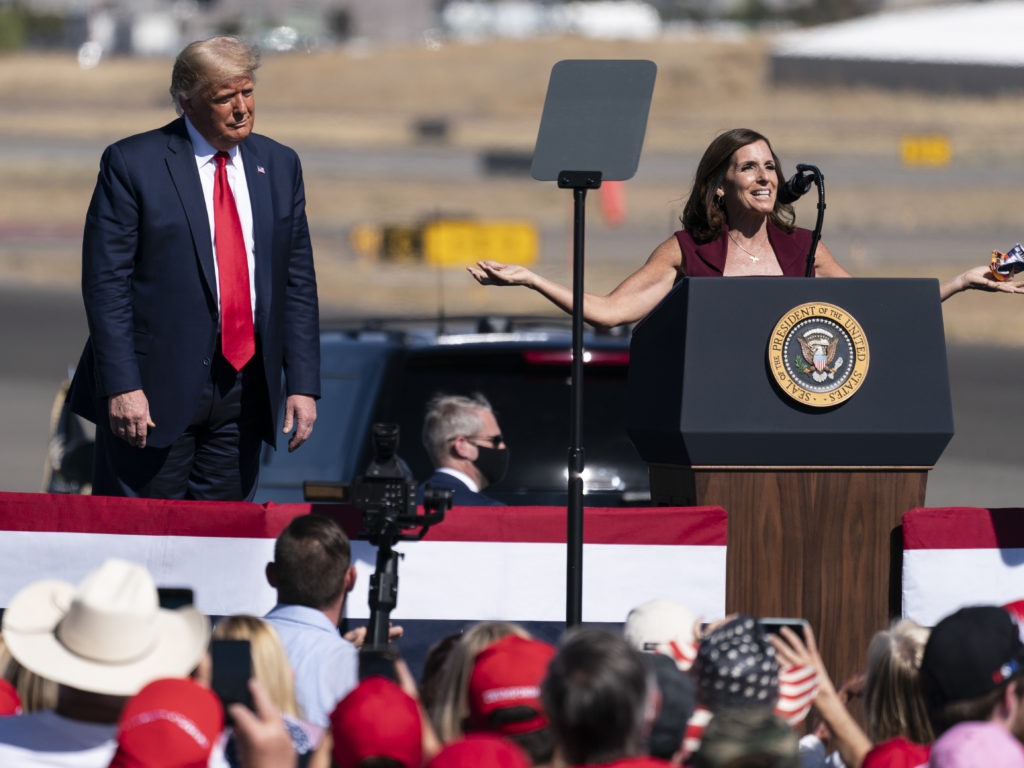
[797,329,843,382]
[767,302,869,407]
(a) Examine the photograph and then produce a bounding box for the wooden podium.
[627,277,954,682]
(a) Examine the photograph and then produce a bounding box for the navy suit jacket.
[70,118,320,449]
[416,470,505,507]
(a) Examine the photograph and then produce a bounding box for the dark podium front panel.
[626,276,954,681]
[627,277,954,468]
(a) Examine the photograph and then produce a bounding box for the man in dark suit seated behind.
[416,393,508,507]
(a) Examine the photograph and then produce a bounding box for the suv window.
[378,347,650,505]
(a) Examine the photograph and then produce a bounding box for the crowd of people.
[0,512,1022,768]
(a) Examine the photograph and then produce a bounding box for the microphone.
[778,164,818,205]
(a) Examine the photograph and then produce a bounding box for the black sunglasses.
[465,434,505,449]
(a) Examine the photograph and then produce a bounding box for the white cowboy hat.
[1,558,210,697]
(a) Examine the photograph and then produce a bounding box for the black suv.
[45,315,651,505]
[255,315,650,506]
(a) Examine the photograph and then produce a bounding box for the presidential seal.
[767,302,869,407]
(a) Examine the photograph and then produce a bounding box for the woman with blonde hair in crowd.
[428,620,532,743]
[212,614,329,768]
[860,619,933,766]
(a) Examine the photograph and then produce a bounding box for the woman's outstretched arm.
[939,264,1024,301]
[467,235,683,328]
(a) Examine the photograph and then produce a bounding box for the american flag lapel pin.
[257,165,266,175]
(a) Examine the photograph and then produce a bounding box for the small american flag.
[257,165,265,174]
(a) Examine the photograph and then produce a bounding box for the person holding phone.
[212,617,300,721]
[212,616,329,768]
[768,621,873,768]
[229,680,300,768]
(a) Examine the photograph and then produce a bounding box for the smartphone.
[358,645,399,682]
[758,617,810,642]
[210,639,253,716]
[157,587,194,610]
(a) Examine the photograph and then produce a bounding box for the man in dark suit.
[416,393,508,507]
[70,35,320,501]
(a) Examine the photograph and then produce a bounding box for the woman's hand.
[958,264,1024,293]
[769,624,871,768]
[467,260,537,288]
[942,265,1024,300]
[769,624,837,701]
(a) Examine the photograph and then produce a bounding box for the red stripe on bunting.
[902,507,1024,550]
[0,493,726,547]
[0,492,275,537]
[416,505,728,546]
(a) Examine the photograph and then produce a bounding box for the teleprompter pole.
[559,170,602,627]
[529,59,656,629]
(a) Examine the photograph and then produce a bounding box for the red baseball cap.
[0,679,21,716]
[466,635,556,735]
[427,734,530,768]
[109,677,223,768]
[330,676,423,768]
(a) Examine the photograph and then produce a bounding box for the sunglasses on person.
[462,434,506,449]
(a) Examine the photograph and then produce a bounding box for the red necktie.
[213,151,255,370]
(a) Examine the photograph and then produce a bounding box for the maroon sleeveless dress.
[675,223,814,277]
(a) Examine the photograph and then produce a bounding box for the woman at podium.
[469,127,1021,327]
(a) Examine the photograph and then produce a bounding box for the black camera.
[350,423,418,540]
[350,423,450,545]
[350,424,452,654]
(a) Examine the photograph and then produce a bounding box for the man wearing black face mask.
[417,393,509,507]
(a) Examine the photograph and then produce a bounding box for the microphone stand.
[801,164,825,277]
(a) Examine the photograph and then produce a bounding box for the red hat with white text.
[466,635,556,735]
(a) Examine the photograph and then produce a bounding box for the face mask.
[474,445,509,487]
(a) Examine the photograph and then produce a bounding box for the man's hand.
[108,389,155,449]
[283,394,316,452]
[342,623,405,650]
